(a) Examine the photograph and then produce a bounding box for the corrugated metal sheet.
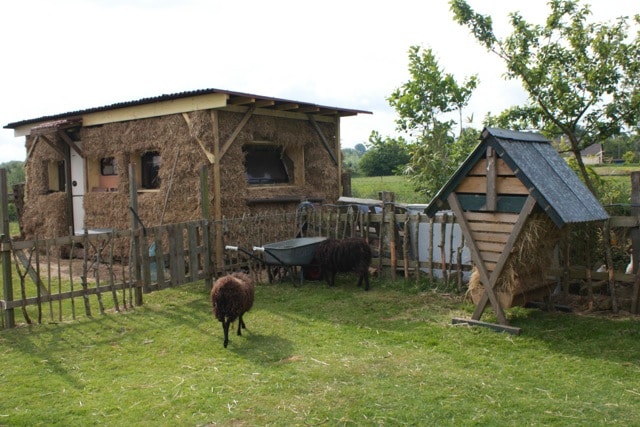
[4,87,371,130]
[426,128,609,227]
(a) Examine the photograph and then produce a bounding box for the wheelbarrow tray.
[262,237,327,266]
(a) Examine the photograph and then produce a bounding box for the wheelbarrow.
[225,236,327,286]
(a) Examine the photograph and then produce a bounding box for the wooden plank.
[464,211,519,224]
[479,251,502,263]
[456,176,529,195]
[181,113,215,164]
[308,115,338,166]
[474,231,510,244]
[468,158,515,176]
[476,241,506,254]
[1,281,137,310]
[452,318,522,335]
[187,224,199,282]
[219,105,255,160]
[467,221,515,234]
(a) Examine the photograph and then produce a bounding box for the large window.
[141,151,161,189]
[243,144,293,185]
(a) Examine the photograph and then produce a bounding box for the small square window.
[100,157,117,176]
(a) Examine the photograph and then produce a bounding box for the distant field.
[351,165,640,208]
[350,175,426,204]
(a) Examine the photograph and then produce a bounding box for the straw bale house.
[426,128,608,332]
[4,88,369,239]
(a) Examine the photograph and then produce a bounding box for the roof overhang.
[4,88,372,137]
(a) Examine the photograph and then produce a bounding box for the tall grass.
[0,278,638,426]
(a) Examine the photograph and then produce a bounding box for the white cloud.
[1,0,637,160]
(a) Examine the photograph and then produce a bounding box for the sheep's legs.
[357,271,370,291]
[237,315,246,336]
[222,320,231,348]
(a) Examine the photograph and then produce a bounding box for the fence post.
[630,172,640,314]
[0,169,15,328]
[380,191,396,280]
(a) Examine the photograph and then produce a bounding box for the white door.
[70,143,85,233]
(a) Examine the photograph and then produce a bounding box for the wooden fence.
[2,188,640,328]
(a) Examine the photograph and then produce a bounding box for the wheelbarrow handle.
[253,246,265,252]
[225,245,239,251]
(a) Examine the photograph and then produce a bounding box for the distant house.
[581,143,603,165]
[4,88,370,238]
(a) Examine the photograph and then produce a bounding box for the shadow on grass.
[5,278,639,373]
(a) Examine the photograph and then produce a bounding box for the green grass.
[351,175,426,204]
[1,278,639,426]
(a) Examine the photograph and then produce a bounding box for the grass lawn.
[0,277,639,426]
[351,175,426,204]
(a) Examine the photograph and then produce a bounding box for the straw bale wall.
[22,134,69,238]
[21,109,339,239]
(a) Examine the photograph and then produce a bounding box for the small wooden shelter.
[425,128,609,333]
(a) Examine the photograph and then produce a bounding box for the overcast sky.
[0,0,637,163]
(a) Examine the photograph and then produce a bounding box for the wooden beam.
[254,100,275,108]
[275,103,299,111]
[228,96,255,105]
[38,134,66,158]
[210,110,224,274]
[447,193,508,325]
[298,106,320,113]
[308,115,338,166]
[455,176,528,195]
[219,106,255,160]
[57,129,84,158]
[181,113,215,164]
[26,135,40,160]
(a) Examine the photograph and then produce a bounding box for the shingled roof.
[426,127,609,227]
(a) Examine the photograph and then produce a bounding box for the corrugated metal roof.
[426,127,609,226]
[4,87,372,130]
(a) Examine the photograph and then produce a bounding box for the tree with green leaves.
[387,45,479,198]
[358,131,411,177]
[450,0,640,195]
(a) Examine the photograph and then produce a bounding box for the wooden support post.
[129,163,143,306]
[200,165,213,290]
[210,110,224,277]
[485,146,497,211]
[381,192,396,280]
[0,169,15,328]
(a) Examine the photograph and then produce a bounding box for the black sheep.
[314,237,372,290]
[211,272,255,348]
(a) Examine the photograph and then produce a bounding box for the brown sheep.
[313,237,372,290]
[211,272,255,348]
